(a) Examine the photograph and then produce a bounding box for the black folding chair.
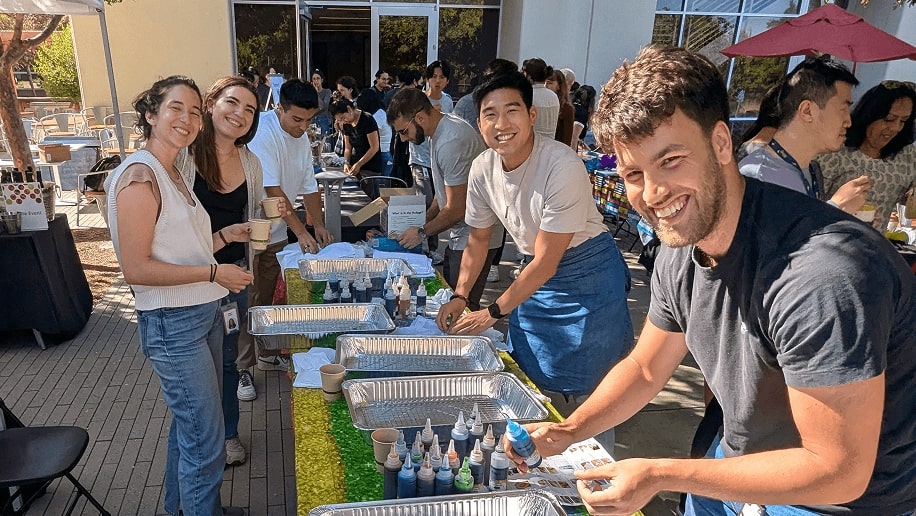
[0,398,111,516]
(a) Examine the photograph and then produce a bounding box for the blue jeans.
[221,288,248,440]
[137,301,224,516]
[380,150,393,176]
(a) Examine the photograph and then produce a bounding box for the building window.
[438,7,500,98]
[653,0,819,120]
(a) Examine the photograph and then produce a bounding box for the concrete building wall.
[845,2,916,99]
[498,0,655,88]
[71,0,234,112]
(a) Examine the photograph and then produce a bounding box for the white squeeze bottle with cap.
[416,280,427,316]
[504,416,542,468]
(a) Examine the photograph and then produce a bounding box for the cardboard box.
[349,189,425,236]
[37,144,71,163]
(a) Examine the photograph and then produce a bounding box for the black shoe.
[223,507,246,516]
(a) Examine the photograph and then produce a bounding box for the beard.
[642,150,727,249]
[411,122,426,145]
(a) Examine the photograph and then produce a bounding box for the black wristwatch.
[417,225,427,240]
[487,302,506,319]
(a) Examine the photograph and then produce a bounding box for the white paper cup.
[319,363,346,402]
[249,218,272,251]
[854,204,876,223]
[261,197,282,225]
[370,428,400,472]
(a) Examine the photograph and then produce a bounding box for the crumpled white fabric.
[276,242,361,272]
[370,250,435,277]
[392,306,510,352]
[291,347,337,388]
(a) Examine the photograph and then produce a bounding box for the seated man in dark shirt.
[506,45,916,516]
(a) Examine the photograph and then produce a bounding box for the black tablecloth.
[0,214,92,337]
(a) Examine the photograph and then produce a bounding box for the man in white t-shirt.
[523,57,559,139]
[387,87,503,310]
[436,71,634,400]
[242,78,331,390]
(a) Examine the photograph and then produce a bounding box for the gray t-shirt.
[409,93,453,168]
[649,179,916,514]
[739,146,821,199]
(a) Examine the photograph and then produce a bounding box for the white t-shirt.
[466,134,606,256]
[532,84,560,139]
[248,110,318,244]
[372,108,392,151]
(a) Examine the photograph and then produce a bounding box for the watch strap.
[487,302,506,319]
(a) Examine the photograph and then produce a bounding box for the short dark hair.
[425,60,451,80]
[740,81,785,144]
[279,78,319,110]
[484,58,518,77]
[356,89,383,113]
[133,75,201,140]
[328,98,354,117]
[386,87,433,124]
[777,57,859,128]
[593,45,729,148]
[473,71,533,114]
[845,81,916,158]
[521,57,552,83]
[398,69,422,87]
[375,69,387,79]
[336,75,359,96]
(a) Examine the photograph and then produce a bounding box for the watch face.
[488,303,503,319]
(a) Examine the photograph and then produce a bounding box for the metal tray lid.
[298,258,415,281]
[342,372,548,431]
[308,489,566,516]
[334,334,504,374]
[247,304,394,340]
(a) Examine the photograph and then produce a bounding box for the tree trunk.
[0,69,34,170]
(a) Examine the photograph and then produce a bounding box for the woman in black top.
[328,98,383,199]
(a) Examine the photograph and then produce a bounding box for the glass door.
[371,6,438,80]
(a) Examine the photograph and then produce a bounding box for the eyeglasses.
[395,114,418,137]
[881,80,915,91]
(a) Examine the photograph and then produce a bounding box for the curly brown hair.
[132,75,202,141]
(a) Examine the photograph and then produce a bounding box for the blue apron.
[509,232,634,395]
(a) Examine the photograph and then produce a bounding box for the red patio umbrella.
[721,3,916,63]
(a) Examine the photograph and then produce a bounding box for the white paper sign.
[2,183,49,231]
[384,195,426,236]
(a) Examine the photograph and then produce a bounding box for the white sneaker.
[225,437,247,466]
[257,355,290,372]
[486,265,499,282]
[237,370,256,401]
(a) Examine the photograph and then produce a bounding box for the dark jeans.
[444,246,500,311]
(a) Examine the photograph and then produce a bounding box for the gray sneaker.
[225,437,246,466]
[237,370,256,401]
[257,355,290,372]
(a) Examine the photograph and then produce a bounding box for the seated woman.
[328,98,383,199]
[735,82,782,162]
[817,81,916,228]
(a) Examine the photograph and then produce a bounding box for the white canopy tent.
[1,0,126,157]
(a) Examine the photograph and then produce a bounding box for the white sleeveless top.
[106,150,228,310]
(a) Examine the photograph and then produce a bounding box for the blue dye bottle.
[397,454,417,498]
[504,417,542,468]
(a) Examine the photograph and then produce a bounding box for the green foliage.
[32,23,80,101]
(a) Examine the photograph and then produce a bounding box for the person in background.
[335,75,359,102]
[106,75,252,516]
[357,91,393,177]
[310,69,333,135]
[388,87,502,310]
[522,57,559,139]
[328,98,383,199]
[561,67,578,100]
[424,60,453,113]
[255,67,273,111]
[735,82,783,162]
[739,57,870,214]
[546,69,575,148]
[370,69,391,108]
[817,81,916,228]
[512,45,916,516]
[247,78,331,376]
[572,84,596,143]
[437,71,634,407]
[387,69,422,187]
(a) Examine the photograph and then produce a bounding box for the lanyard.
[768,139,820,199]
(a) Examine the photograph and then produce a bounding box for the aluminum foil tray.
[298,258,415,281]
[342,372,547,439]
[248,304,394,349]
[309,489,566,516]
[335,335,504,376]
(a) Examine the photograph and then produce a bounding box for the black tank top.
[193,173,248,265]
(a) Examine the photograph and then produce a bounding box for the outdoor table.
[314,168,349,242]
[0,214,92,348]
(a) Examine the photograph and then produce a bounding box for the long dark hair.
[845,82,916,159]
[133,75,201,141]
[191,76,259,191]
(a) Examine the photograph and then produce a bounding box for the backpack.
[83,155,122,192]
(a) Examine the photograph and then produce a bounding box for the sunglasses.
[395,114,418,136]
[881,80,915,91]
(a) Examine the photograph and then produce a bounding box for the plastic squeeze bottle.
[480,424,497,484]
[454,456,474,493]
[322,280,338,304]
[382,443,402,500]
[468,439,485,490]
[328,272,340,294]
[446,439,460,474]
[396,454,417,498]
[410,431,424,471]
[488,443,509,491]
[420,418,435,450]
[504,417,542,468]
[416,452,436,497]
[434,464,454,496]
[394,430,408,462]
[429,434,442,471]
[451,411,470,459]
[339,282,352,303]
[416,280,427,316]
[385,286,397,318]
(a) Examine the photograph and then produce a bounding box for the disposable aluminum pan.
[335,335,504,376]
[308,489,566,516]
[298,258,415,281]
[247,304,394,349]
[342,372,548,440]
